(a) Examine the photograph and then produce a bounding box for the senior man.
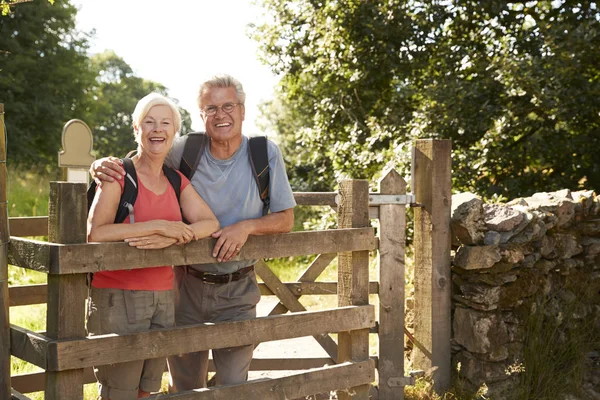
[90,74,296,391]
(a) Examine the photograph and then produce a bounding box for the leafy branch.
[1,0,53,16]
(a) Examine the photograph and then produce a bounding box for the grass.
[510,291,600,400]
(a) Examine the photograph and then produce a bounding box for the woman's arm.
[87,180,195,244]
[179,184,220,239]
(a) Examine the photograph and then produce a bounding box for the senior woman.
[87,93,219,400]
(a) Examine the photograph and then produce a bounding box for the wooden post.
[45,182,88,400]
[0,104,11,399]
[412,139,452,391]
[377,169,407,399]
[337,180,370,400]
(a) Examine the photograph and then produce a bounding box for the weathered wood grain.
[7,281,380,306]
[293,192,337,207]
[55,227,377,274]
[377,169,407,400]
[157,360,375,400]
[10,357,380,394]
[10,325,49,369]
[45,182,87,400]
[11,388,32,400]
[9,217,48,237]
[8,284,47,306]
[337,180,371,400]
[264,253,337,315]
[49,305,375,371]
[412,139,452,392]
[8,237,52,273]
[0,103,11,400]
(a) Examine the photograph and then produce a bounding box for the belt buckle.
[201,275,218,285]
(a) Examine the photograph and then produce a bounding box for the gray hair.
[132,92,182,134]
[197,74,246,108]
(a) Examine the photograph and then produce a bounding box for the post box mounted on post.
[58,120,95,183]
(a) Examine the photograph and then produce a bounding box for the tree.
[252,1,600,197]
[1,0,54,16]
[0,1,192,166]
[0,0,94,166]
[82,51,192,158]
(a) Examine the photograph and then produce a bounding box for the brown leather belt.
[185,265,254,285]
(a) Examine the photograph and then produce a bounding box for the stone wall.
[450,189,600,398]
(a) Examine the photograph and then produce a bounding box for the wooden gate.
[1,105,452,399]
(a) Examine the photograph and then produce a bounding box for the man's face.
[200,87,245,143]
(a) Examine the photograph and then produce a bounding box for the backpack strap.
[248,136,270,215]
[116,158,138,223]
[179,132,209,180]
[162,165,181,202]
[87,158,138,224]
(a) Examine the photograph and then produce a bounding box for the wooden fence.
[0,105,451,400]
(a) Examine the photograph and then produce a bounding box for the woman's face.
[134,105,176,156]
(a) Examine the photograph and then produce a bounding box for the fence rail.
[1,123,452,399]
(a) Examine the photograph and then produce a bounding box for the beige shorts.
[87,287,174,400]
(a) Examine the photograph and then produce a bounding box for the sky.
[71,0,280,135]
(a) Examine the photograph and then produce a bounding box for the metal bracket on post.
[335,193,419,206]
[387,376,416,387]
[368,194,416,205]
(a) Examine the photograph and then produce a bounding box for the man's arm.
[211,208,294,262]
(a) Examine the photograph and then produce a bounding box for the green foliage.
[83,51,192,158]
[0,0,94,166]
[1,0,54,16]
[252,1,600,197]
[6,164,53,217]
[0,0,192,166]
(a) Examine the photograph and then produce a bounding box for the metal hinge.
[368,194,416,205]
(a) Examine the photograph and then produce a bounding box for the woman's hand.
[125,234,178,249]
[155,220,195,244]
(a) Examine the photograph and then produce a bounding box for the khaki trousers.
[168,266,261,392]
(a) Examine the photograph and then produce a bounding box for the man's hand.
[90,157,125,186]
[211,221,251,262]
[125,234,178,249]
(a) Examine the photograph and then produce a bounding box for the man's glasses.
[200,102,243,117]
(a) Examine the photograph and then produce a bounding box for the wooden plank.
[49,305,375,371]
[11,388,32,400]
[9,217,48,237]
[265,253,336,314]
[255,261,339,361]
[10,325,49,369]
[8,237,52,273]
[10,357,379,394]
[0,103,11,400]
[7,281,379,305]
[0,281,9,398]
[412,139,452,392]
[8,284,47,306]
[260,280,379,296]
[377,169,407,400]
[293,192,337,207]
[54,227,377,274]
[299,253,337,282]
[161,360,375,400]
[45,182,87,400]
[337,180,371,400]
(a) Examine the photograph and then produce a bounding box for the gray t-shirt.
[166,134,296,273]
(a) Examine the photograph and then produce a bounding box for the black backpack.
[87,158,182,223]
[178,132,270,214]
